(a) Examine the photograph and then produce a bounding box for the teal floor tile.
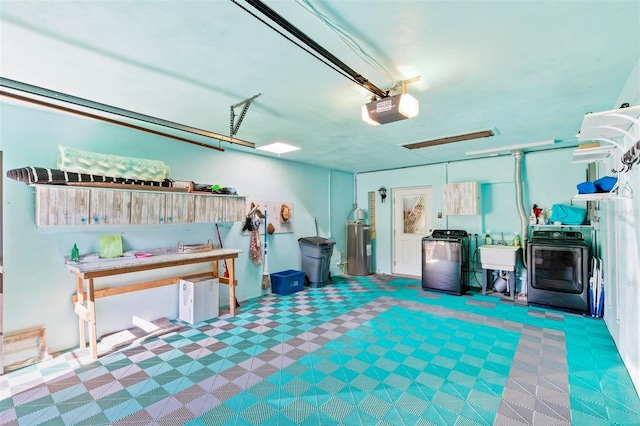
[3,275,639,426]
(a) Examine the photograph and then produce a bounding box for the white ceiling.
[1,1,638,173]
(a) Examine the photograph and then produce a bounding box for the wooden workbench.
[65,247,242,359]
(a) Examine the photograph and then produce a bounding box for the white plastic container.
[178,277,219,324]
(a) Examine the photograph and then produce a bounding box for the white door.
[392,187,433,276]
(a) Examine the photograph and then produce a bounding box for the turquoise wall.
[2,77,639,393]
[357,149,589,282]
[0,102,354,352]
[356,59,640,392]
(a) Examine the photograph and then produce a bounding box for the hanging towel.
[250,230,263,265]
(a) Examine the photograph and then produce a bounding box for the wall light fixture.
[378,187,387,203]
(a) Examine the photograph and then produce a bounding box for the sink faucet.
[497,232,508,246]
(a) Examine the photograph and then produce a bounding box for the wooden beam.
[71,271,220,303]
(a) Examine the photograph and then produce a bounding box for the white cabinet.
[89,189,131,225]
[194,195,221,223]
[166,193,195,223]
[194,194,245,223]
[442,181,480,215]
[35,186,90,226]
[34,186,245,227]
[130,192,166,224]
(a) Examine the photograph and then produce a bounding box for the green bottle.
[71,243,80,262]
[484,231,492,245]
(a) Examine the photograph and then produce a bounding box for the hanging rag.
[250,229,263,265]
[249,214,262,265]
[245,204,264,265]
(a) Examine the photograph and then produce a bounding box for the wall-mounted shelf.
[572,183,633,202]
[529,224,592,228]
[578,105,640,145]
[572,144,614,163]
[574,105,638,199]
[572,193,615,201]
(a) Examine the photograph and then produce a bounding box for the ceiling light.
[404,129,495,150]
[465,139,556,157]
[256,142,301,155]
[362,93,419,125]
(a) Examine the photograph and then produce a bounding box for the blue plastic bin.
[271,270,305,295]
[594,176,617,192]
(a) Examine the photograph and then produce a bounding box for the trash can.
[298,236,335,288]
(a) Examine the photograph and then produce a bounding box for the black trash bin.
[298,237,335,287]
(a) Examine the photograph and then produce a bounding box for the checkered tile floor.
[1,275,639,425]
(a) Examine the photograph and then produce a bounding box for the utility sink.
[479,245,520,271]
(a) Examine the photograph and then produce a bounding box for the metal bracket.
[230,93,261,138]
[1,77,256,149]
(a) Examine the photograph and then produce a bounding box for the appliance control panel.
[431,229,469,239]
[531,230,583,240]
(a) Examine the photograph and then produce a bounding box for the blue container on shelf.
[594,176,617,192]
[577,181,597,194]
[270,270,305,295]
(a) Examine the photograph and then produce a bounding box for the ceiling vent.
[403,129,495,150]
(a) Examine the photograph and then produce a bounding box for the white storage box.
[178,276,219,324]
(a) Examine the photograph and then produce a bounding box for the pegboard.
[244,200,294,234]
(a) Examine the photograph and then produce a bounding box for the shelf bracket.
[605,113,640,130]
[593,137,625,151]
[230,93,261,138]
[597,125,636,143]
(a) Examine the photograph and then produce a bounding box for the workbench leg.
[76,277,86,349]
[212,260,219,279]
[87,278,98,360]
[229,258,236,316]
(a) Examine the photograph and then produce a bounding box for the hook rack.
[247,202,265,218]
[614,139,640,173]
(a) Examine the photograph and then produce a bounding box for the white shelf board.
[578,105,640,141]
[572,193,616,201]
[529,224,592,228]
[571,145,614,163]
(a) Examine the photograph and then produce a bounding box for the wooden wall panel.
[442,181,480,216]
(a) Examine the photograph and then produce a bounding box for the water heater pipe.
[513,151,528,269]
[346,172,359,221]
